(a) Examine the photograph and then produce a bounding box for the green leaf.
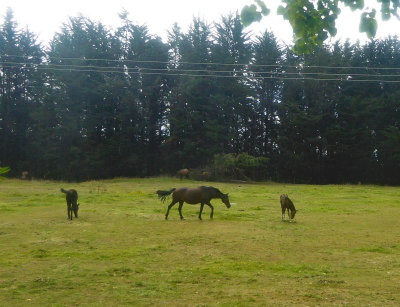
[277,5,287,17]
[241,4,262,26]
[359,11,378,38]
[329,26,338,36]
[255,0,271,15]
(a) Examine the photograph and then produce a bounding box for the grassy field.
[1,177,400,306]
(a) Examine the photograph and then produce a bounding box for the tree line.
[1,9,400,184]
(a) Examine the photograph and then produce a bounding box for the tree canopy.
[1,8,400,184]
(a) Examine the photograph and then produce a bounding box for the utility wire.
[2,61,400,79]
[2,65,400,83]
[2,54,400,71]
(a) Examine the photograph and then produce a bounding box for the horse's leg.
[178,201,185,220]
[198,203,204,220]
[67,202,72,220]
[165,200,178,220]
[281,207,285,220]
[206,202,214,219]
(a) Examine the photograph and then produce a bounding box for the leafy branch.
[241,0,400,53]
[0,166,11,179]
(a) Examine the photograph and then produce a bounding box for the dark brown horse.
[157,186,231,220]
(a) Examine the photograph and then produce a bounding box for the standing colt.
[157,186,231,220]
[61,188,79,220]
[280,194,297,220]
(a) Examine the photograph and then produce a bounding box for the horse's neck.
[202,187,220,199]
[212,190,223,199]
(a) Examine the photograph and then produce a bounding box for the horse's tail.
[156,188,176,203]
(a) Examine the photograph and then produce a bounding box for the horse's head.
[221,193,231,208]
[290,209,297,219]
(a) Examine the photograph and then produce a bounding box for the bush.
[212,153,269,181]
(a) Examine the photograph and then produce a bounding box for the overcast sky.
[0,0,399,47]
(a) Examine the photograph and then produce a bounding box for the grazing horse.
[61,188,79,220]
[280,194,297,220]
[177,168,189,179]
[201,171,209,180]
[157,186,231,220]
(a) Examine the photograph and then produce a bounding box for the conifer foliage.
[1,10,400,183]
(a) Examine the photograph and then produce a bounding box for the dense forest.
[1,9,400,184]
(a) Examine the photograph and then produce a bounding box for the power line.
[2,61,400,79]
[3,54,400,71]
[2,64,400,83]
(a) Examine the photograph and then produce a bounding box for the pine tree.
[0,8,44,176]
[251,30,283,178]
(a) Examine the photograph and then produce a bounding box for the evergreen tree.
[251,31,283,178]
[117,13,170,175]
[47,16,124,179]
[0,8,44,176]
[163,18,216,170]
[211,13,252,156]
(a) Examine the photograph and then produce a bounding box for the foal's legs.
[281,207,285,220]
[165,200,178,220]
[198,202,204,220]
[73,204,78,218]
[67,202,72,220]
[206,202,214,219]
[178,201,184,220]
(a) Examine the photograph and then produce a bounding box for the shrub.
[212,153,269,181]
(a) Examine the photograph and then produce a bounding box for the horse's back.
[177,168,189,176]
[280,194,295,210]
[173,187,204,204]
[64,189,78,203]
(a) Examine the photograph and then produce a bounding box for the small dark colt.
[280,194,297,220]
[61,188,79,220]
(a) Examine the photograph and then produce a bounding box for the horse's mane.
[200,186,222,195]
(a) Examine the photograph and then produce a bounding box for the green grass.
[1,177,400,306]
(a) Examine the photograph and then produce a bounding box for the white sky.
[0,0,399,47]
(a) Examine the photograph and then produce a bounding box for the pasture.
[1,177,400,306]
